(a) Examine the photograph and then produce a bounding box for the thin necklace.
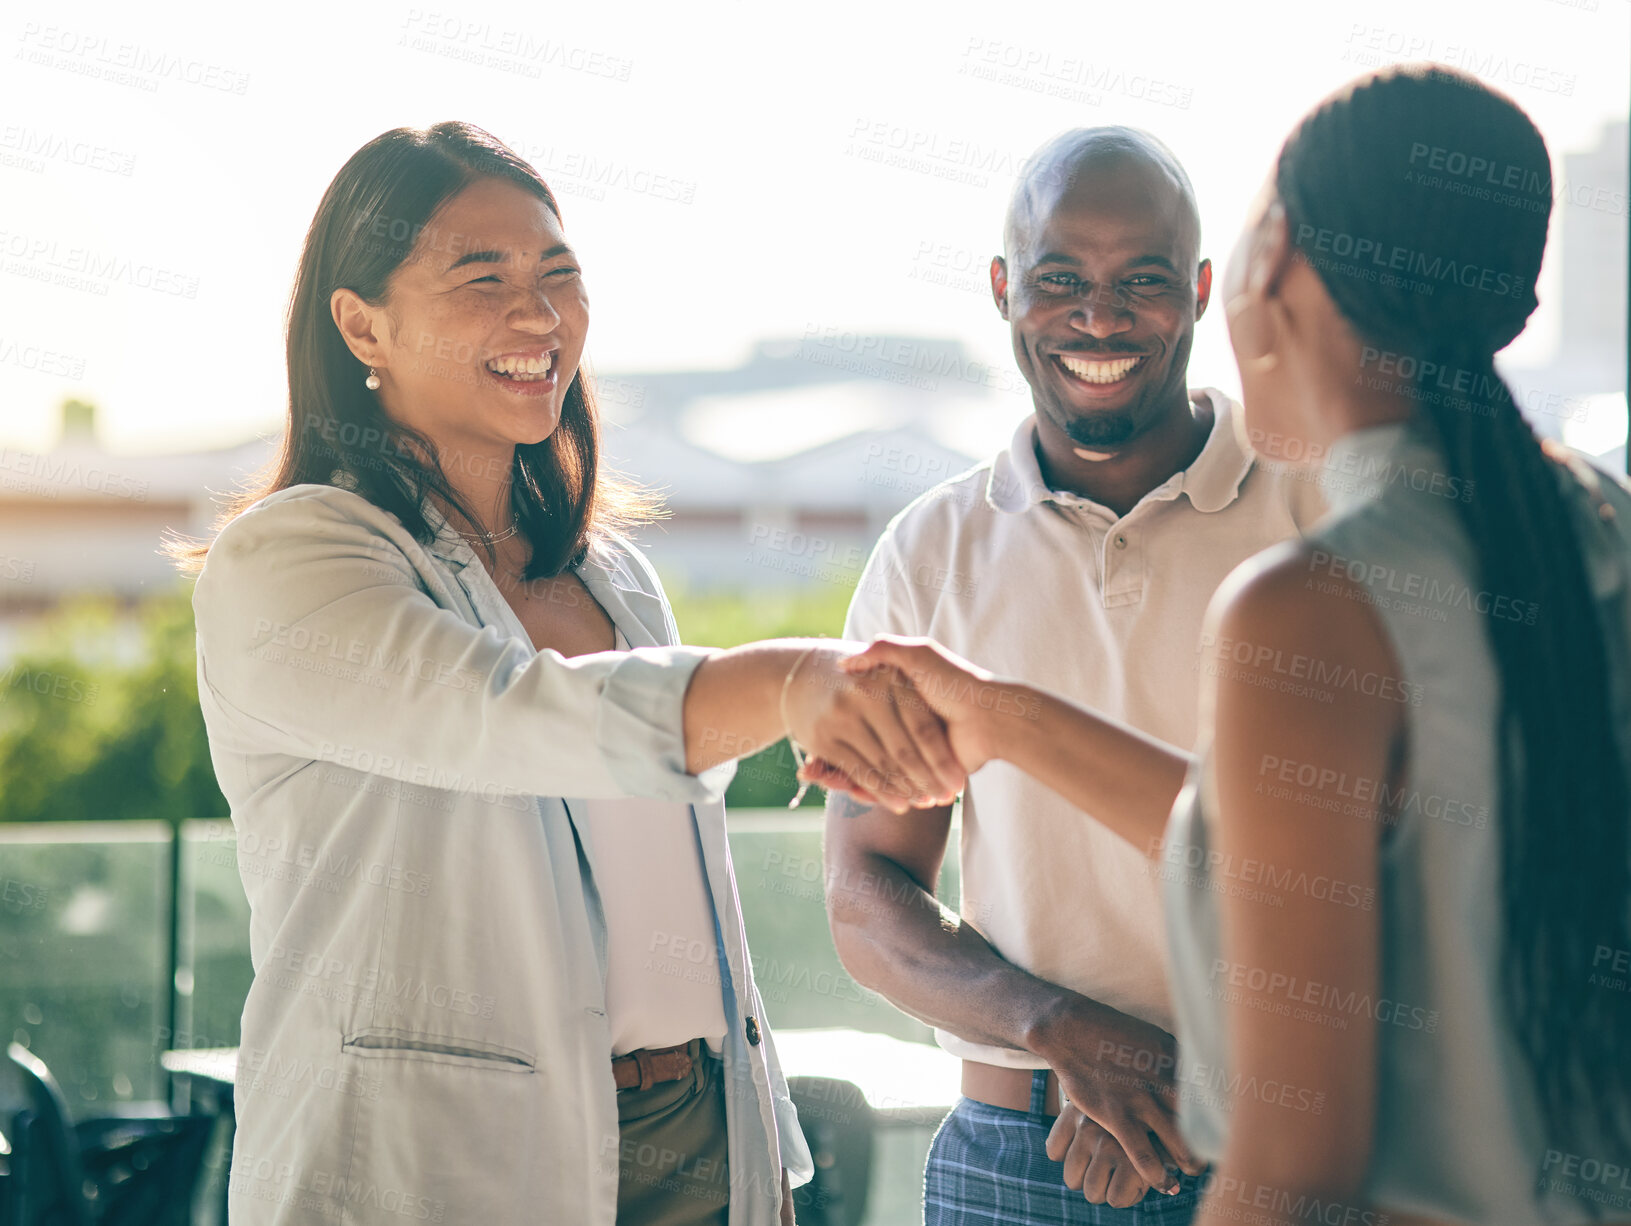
[458,520,520,547]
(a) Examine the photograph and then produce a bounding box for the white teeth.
[1059,354,1142,384]
[486,353,554,380]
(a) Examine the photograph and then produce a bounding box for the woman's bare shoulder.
[1205,537,1398,681]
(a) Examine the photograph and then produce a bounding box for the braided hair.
[1277,64,1631,1168]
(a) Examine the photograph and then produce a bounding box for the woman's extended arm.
[984,685,1192,858]
[683,639,963,811]
[196,488,960,810]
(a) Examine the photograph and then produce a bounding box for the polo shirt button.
[745,1016,761,1046]
[1113,534,1128,549]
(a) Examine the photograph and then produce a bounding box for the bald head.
[1004,127,1200,268]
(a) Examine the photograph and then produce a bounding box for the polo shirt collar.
[1178,388,1255,514]
[985,387,1253,516]
[986,415,1055,513]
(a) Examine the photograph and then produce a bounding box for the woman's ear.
[1225,194,1296,374]
[1249,199,1295,300]
[331,287,389,368]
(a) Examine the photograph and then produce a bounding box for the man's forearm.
[826,843,1092,1053]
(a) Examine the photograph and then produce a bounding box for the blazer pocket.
[341,1027,536,1073]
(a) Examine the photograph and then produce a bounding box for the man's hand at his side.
[1045,1105,1199,1208]
[1029,996,1205,1199]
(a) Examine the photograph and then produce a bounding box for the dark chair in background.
[788,1075,875,1226]
[0,1043,214,1226]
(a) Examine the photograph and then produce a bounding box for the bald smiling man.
[823,128,1325,1225]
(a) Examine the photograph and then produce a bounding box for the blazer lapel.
[573,546,672,649]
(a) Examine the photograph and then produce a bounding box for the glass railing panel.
[0,821,171,1113]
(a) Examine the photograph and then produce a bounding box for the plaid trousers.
[923,1070,1207,1226]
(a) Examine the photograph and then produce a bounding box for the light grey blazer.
[193,482,812,1226]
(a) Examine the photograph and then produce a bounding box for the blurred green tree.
[0,588,224,824]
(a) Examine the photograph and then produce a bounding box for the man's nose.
[1068,286,1133,338]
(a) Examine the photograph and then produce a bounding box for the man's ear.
[331,287,390,368]
[990,256,1010,321]
[1194,258,1214,322]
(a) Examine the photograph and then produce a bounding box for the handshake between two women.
[796,637,1018,814]
[685,631,1186,853]
[690,634,1026,817]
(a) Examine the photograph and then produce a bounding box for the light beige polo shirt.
[843,388,1324,1068]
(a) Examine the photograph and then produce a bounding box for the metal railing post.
[163,821,181,1104]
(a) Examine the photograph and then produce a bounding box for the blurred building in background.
[0,406,264,658]
[1559,121,1629,390]
[1502,118,1629,468]
[597,334,1010,588]
[0,336,1008,657]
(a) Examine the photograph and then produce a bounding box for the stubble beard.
[1063,411,1138,448]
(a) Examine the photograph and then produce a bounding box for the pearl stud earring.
[365,368,381,391]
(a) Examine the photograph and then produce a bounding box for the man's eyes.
[1033,273,1167,293]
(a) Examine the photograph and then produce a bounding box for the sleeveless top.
[1162,419,1631,1223]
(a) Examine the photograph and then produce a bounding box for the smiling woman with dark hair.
[179,121,963,1226]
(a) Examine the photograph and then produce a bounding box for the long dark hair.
[173,121,656,578]
[1278,64,1631,1169]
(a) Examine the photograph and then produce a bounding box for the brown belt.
[962,1059,1063,1114]
[612,1042,695,1092]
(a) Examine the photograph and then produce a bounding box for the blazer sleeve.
[192,486,732,805]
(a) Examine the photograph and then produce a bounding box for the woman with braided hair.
[815,64,1631,1223]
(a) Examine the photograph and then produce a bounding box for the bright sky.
[2,0,1626,456]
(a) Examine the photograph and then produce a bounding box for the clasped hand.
[788,636,1005,812]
